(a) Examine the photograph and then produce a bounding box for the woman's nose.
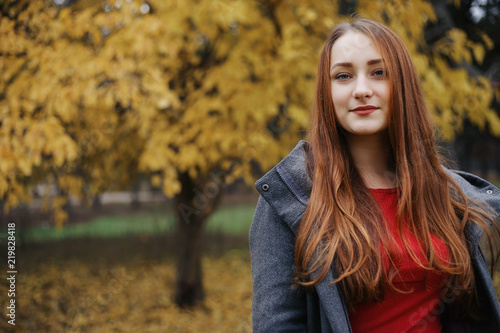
[352,77,373,100]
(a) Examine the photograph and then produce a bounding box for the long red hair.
[295,19,498,313]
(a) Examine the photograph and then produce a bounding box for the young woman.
[250,19,500,332]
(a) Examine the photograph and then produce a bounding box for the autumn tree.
[0,0,320,307]
[1,0,499,307]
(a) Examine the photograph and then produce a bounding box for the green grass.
[205,204,256,234]
[22,204,256,242]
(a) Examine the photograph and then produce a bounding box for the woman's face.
[329,31,390,137]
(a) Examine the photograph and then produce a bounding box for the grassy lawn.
[22,204,256,241]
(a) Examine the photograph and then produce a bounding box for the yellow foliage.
[0,0,498,223]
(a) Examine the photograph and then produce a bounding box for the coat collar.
[254,140,311,234]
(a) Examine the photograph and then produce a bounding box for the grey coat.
[250,140,500,332]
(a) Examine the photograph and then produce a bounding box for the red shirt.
[348,188,450,333]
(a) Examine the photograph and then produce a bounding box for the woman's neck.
[345,132,396,189]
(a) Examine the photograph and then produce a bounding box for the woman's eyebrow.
[331,62,353,70]
[367,59,383,65]
[330,62,352,76]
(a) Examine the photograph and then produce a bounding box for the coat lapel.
[313,269,353,332]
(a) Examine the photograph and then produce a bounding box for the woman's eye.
[373,69,385,78]
[335,73,351,80]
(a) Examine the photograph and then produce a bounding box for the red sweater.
[348,188,450,333]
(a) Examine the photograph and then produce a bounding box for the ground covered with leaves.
[1,235,252,332]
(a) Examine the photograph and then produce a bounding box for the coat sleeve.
[448,170,500,330]
[249,195,308,332]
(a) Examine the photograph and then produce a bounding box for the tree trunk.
[130,182,141,209]
[174,206,205,307]
[92,195,102,210]
[173,172,223,307]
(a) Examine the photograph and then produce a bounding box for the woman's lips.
[350,105,379,115]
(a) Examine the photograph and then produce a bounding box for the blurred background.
[0,0,499,331]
